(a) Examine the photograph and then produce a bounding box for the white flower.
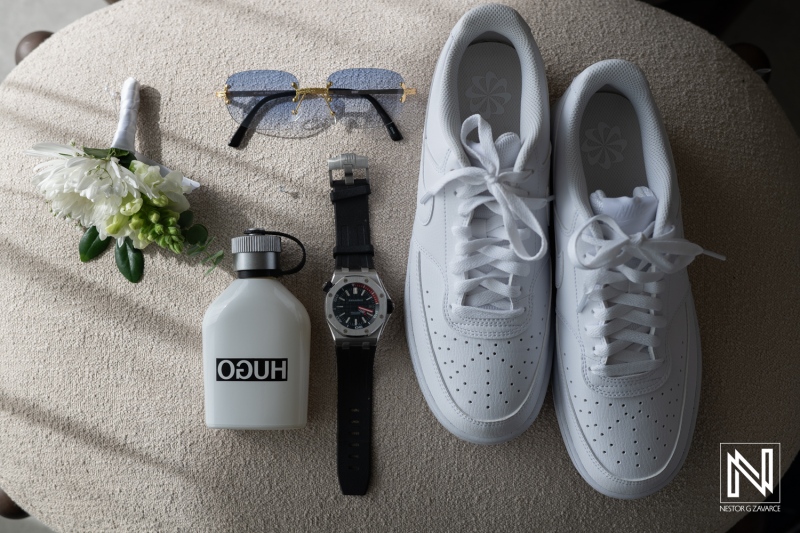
[28,144,197,250]
[129,161,192,213]
[27,143,143,229]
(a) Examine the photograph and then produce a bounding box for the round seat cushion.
[0,0,798,531]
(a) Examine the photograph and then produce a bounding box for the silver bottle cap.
[232,228,281,272]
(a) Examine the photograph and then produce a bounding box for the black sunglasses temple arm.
[229,90,296,147]
[229,90,404,148]
[358,93,403,141]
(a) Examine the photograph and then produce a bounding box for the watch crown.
[387,299,395,315]
[322,280,333,293]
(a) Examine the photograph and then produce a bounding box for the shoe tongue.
[590,186,658,234]
[465,131,522,170]
[462,130,522,247]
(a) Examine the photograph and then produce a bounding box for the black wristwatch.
[322,153,393,496]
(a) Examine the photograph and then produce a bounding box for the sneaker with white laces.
[551,59,724,498]
[405,4,552,444]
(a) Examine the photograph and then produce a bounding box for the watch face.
[332,282,380,330]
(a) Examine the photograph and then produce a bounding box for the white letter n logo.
[727,448,773,498]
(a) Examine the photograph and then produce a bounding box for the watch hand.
[358,306,374,315]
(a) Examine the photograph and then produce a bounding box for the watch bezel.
[325,273,389,339]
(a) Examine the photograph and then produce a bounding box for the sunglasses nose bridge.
[290,81,303,116]
[323,80,335,116]
[290,80,336,117]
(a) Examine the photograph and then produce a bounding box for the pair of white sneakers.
[404,4,722,499]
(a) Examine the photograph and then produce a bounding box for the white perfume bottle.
[203,229,310,429]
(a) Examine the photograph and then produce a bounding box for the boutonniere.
[26,78,222,282]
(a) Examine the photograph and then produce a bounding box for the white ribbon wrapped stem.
[111,77,139,153]
[108,78,199,192]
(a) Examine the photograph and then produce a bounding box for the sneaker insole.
[579,92,647,198]
[458,42,521,140]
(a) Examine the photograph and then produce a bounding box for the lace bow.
[420,115,551,318]
[569,214,724,377]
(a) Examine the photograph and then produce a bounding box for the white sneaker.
[405,4,552,444]
[551,59,724,498]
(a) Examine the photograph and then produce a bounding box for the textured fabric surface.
[0,0,797,531]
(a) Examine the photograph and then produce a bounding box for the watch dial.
[332,282,380,330]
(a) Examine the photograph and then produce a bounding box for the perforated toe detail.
[565,362,689,480]
[424,292,547,422]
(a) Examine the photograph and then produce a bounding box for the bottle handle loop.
[264,231,306,276]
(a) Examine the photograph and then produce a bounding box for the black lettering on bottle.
[217,360,235,380]
[216,358,288,381]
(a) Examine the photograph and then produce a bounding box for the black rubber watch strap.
[331,179,374,270]
[336,343,376,495]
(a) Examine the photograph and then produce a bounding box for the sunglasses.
[216,68,417,148]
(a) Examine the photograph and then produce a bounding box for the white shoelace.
[420,115,551,320]
[569,214,725,377]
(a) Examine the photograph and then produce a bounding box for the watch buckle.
[328,153,369,186]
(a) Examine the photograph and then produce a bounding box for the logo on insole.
[466,72,511,118]
[581,122,627,169]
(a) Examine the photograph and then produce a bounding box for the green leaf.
[186,236,215,257]
[82,147,135,166]
[201,250,224,265]
[117,151,136,169]
[78,226,111,262]
[185,244,204,257]
[108,148,130,158]
[183,224,208,245]
[177,210,194,229]
[115,237,144,283]
[203,250,225,275]
[83,147,111,159]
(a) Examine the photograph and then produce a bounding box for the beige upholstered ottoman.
[0,0,798,531]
